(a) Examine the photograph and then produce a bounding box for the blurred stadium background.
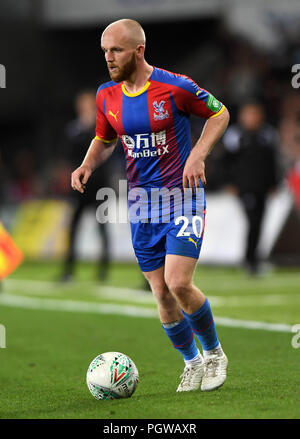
[0,0,300,268]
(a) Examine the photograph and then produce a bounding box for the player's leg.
[165,255,219,350]
[143,265,204,392]
[165,254,228,391]
[142,264,198,357]
[143,265,181,323]
[131,220,203,391]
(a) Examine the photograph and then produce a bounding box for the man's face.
[76,93,95,116]
[101,30,137,82]
[239,105,265,131]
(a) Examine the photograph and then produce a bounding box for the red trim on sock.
[192,318,214,334]
[173,333,194,348]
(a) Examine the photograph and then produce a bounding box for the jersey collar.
[121,67,154,97]
[121,80,151,97]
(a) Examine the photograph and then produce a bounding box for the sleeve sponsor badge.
[206,93,222,113]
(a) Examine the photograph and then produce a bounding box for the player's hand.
[182,155,206,191]
[71,165,92,193]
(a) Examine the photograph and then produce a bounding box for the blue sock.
[182,298,219,351]
[162,318,199,361]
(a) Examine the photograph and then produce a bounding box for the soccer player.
[72,19,230,392]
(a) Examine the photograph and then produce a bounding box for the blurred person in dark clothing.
[222,102,281,274]
[60,90,111,281]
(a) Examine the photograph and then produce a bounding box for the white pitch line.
[94,287,300,307]
[3,279,156,302]
[3,279,300,307]
[209,294,300,307]
[0,293,294,333]
[5,276,300,296]
[0,293,157,318]
[214,317,292,333]
[92,286,156,304]
[195,278,300,291]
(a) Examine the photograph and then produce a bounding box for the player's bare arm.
[183,106,230,189]
[71,137,117,193]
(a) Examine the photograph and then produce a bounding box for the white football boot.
[201,347,228,391]
[176,362,205,392]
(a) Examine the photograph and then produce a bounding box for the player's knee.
[153,286,171,304]
[165,277,191,300]
[151,282,172,305]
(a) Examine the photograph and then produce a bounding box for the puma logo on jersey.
[188,237,200,249]
[109,110,119,122]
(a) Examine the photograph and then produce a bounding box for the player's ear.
[136,44,145,58]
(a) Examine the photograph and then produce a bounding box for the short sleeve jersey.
[95,67,224,190]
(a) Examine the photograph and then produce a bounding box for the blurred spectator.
[59,90,111,281]
[280,92,300,212]
[222,102,282,274]
[287,161,300,211]
[279,92,300,163]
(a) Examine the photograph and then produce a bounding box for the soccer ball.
[86,352,139,400]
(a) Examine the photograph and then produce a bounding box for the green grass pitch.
[0,261,299,419]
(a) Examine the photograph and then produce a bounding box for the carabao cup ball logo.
[110,353,131,385]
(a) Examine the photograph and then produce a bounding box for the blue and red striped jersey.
[95,67,224,190]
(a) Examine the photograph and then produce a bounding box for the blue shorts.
[130,211,206,272]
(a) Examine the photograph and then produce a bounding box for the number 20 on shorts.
[175,216,203,238]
